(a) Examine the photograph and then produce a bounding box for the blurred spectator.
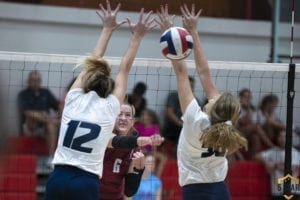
[134,108,167,177]
[131,152,162,200]
[236,88,275,159]
[134,108,160,151]
[128,82,147,119]
[162,76,195,158]
[17,70,59,165]
[257,94,286,147]
[254,130,300,200]
[294,127,300,150]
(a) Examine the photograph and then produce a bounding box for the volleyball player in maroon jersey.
[100,103,145,200]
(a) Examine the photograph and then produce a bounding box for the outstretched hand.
[150,134,165,146]
[131,151,145,169]
[180,4,202,33]
[155,4,175,32]
[96,0,127,31]
[127,8,156,38]
[137,134,164,147]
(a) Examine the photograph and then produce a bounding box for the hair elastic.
[224,120,232,126]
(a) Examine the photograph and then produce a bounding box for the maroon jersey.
[99,147,136,200]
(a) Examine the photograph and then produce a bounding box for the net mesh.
[0,51,299,135]
[1,51,300,199]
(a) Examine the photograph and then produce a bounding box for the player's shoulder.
[106,94,119,103]
[64,88,83,102]
[185,98,204,117]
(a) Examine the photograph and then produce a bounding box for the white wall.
[0,2,299,63]
[0,2,300,135]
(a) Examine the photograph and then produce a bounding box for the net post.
[284,63,295,196]
[283,0,296,196]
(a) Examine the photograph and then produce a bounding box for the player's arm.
[124,151,145,197]
[170,60,194,114]
[107,134,164,148]
[112,8,155,103]
[93,0,126,57]
[70,0,125,90]
[180,4,219,101]
[156,4,193,113]
[155,4,175,32]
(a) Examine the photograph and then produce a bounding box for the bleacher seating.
[161,159,182,200]
[227,160,271,200]
[8,136,48,155]
[2,138,272,200]
[160,159,271,200]
[0,155,37,200]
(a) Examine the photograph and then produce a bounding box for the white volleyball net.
[0,50,300,199]
[1,51,299,135]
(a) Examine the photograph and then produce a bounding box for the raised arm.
[170,60,194,113]
[155,4,175,32]
[71,0,126,90]
[180,4,219,101]
[112,8,155,103]
[124,151,145,197]
[93,0,126,57]
[156,4,193,113]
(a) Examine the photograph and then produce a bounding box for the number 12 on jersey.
[63,120,101,153]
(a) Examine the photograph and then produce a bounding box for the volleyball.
[160,27,193,60]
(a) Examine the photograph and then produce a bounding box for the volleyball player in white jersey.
[43,1,159,200]
[157,4,247,200]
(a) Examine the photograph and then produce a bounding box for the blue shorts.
[182,181,230,200]
[44,165,99,200]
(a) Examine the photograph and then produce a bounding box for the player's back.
[53,88,120,177]
[178,98,227,186]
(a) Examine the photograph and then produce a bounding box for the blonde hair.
[82,56,114,98]
[114,102,138,136]
[122,101,136,118]
[200,92,247,155]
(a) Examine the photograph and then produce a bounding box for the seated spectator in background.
[254,130,300,200]
[236,88,275,159]
[128,82,147,119]
[18,70,59,164]
[257,94,286,147]
[162,76,195,158]
[294,127,300,150]
[134,108,167,177]
[134,108,160,151]
[131,152,162,200]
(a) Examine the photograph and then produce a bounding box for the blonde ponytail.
[200,123,247,155]
[81,56,114,98]
[200,92,248,155]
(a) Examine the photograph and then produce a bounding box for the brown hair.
[200,92,247,155]
[143,108,159,126]
[82,56,115,98]
[260,94,278,111]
